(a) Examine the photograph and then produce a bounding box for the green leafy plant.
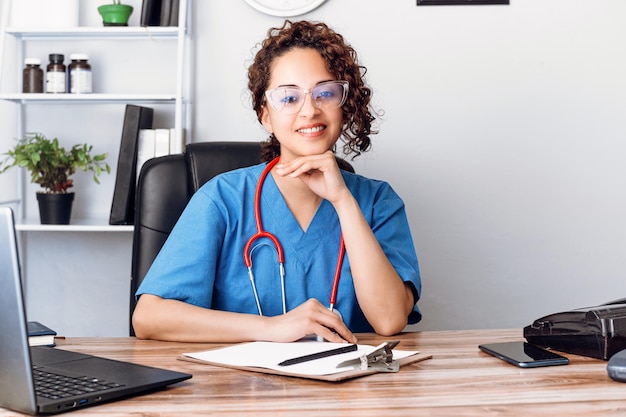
[0,133,110,193]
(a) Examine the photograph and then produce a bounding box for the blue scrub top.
[136,163,422,332]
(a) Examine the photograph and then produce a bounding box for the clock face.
[243,0,327,17]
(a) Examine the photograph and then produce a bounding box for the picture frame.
[417,0,509,5]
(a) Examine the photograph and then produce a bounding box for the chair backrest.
[129,141,355,335]
[129,141,262,335]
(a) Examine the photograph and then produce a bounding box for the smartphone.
[607,348,626,382]
[478,341,569,368]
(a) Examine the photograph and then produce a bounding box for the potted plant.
[0,133,110,224]
[97,0,134,27]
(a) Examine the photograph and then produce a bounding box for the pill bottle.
[22,58,43,93]
[46,53,66,93]
[69,53,92,94]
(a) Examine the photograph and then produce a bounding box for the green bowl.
[97,4,133,26]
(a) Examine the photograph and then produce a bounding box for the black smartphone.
[607,348,626,382]
[479,341,569,368]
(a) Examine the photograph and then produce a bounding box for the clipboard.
[179,340,432,382]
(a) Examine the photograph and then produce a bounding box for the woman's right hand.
[264,298,358,343]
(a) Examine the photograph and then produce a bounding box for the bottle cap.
[24,58,41,66]
[69,53,89,61]
[48,53,65,63]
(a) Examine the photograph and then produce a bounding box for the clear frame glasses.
[265,80,349,114]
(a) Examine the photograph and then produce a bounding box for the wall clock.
[243,0,327,17]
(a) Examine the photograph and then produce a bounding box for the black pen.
[278,344,358,366]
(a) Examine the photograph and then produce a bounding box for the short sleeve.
[135,189,226,308]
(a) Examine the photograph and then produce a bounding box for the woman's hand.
[276,152,414,336]
[265,298,357,343]
[275,151,350,204]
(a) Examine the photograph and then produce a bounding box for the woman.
[133,20,421,343]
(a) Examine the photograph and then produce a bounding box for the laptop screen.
[0,207,192,415]
[0,206,38,414]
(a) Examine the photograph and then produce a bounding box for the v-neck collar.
[259,170,339,262]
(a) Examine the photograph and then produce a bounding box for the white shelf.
[16,218,133,232]
[1,0,190,234]
[0,93,178,104]
[6,26,181,40]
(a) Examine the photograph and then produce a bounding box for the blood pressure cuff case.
[523,301,626,360]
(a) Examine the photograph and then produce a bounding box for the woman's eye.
[281,95,299,104]
[315,88,338,100]
[278,90,301,105]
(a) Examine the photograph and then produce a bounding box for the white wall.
[1,0,625,336]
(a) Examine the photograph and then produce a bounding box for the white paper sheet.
[183,341,419,376]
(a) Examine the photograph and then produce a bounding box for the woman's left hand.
[275,151,350,203]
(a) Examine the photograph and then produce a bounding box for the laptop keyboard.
[33,367,125,400]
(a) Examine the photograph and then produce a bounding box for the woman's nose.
[298,91,320,116]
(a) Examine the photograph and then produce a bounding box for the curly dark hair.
[248,20,376,162]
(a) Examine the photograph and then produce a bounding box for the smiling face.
[260,47,345,163]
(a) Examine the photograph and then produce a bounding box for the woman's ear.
[260,105,273,134]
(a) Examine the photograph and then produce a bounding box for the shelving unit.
[15,219,133,233]
[5,26,182,39]
[0,0,190,232]
[0,93,178,102]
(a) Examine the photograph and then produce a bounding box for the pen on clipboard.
[278,344,358,366]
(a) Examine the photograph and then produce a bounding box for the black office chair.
[129,141,354,335]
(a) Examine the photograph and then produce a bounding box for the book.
[169,127,185,154]
[109,105,154,225]
[140,0,163,26]
[169,0,180,26]
[27,321,57,347]
[158,0,179,26]
[154,128,170,157]
[159,0,172,26]
[136,129,156,183]
[181,341,432,382]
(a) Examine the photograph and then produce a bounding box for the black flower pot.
[36,192,75,225]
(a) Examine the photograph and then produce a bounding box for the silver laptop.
[0,206,191,415]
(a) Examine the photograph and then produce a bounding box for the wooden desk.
[1,329,623,416]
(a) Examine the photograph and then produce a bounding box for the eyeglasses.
[265,80,349,114]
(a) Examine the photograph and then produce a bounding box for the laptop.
[0,207,192,415]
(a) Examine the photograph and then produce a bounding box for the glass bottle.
[46,53,66,93]
[22,58,43,93]
[69,53,92,94]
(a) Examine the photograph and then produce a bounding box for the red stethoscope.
[243,157,345,316]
